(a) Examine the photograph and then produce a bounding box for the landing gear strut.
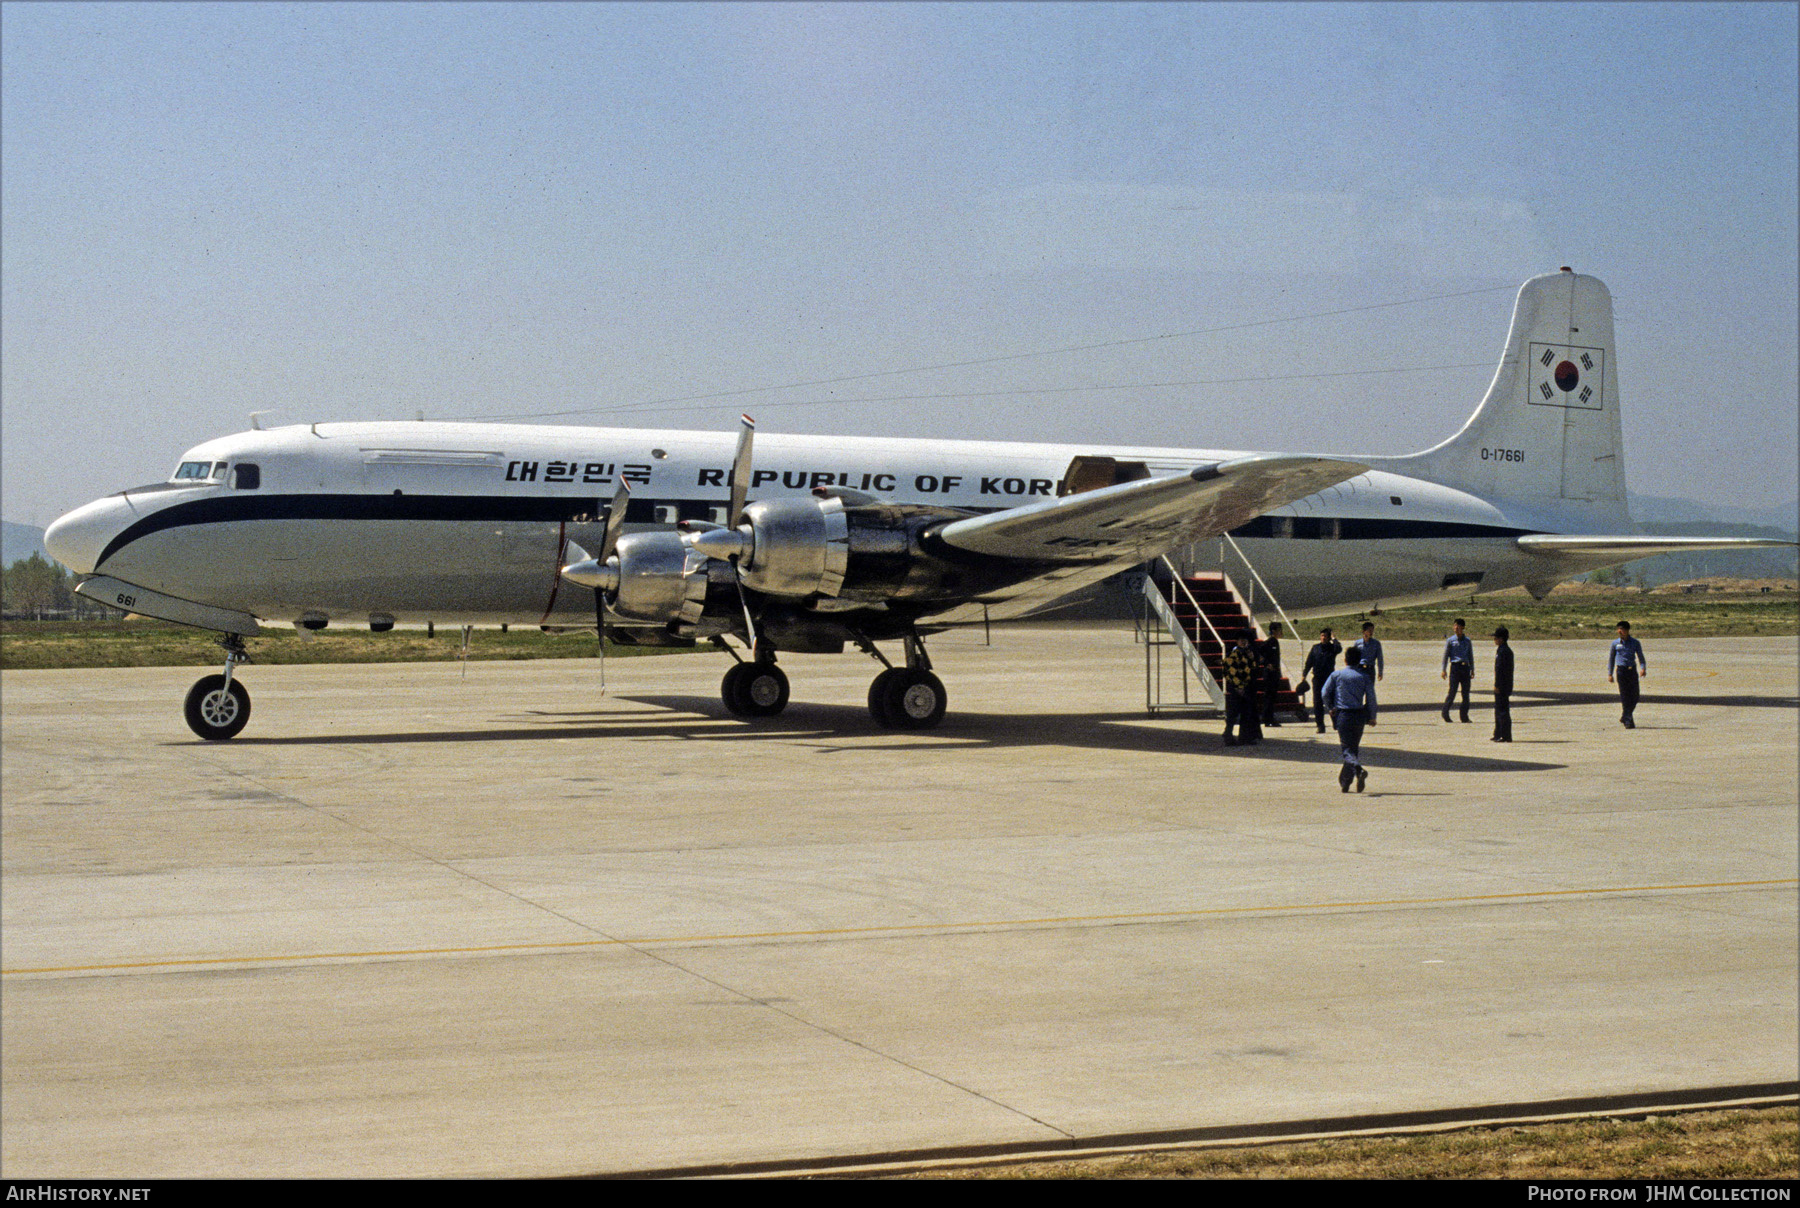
[720,639,789,718]
[861,631,946,730]
[184,634,253,741]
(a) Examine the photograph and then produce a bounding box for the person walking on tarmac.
[1441,617,1474,723]
[1221,633,1262,747]
[1491,626,1514,742]
[1322,646,1378,792]
[1302,627,1342,733]
[1608,620,1648,728]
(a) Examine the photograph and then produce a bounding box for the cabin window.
[231,463,261,490]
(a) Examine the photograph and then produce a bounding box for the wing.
[920,454,1367,623]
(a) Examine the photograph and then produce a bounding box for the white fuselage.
[47,419,1612,631]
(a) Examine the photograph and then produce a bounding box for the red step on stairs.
[1159,572,1307,718]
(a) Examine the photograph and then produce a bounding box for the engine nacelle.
[739,496,850,597]
[608,531,708,625]
[685,496,850,599]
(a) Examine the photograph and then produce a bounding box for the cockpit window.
[231,463,261,490]
[212,462,229,479]
[173,461,214,481]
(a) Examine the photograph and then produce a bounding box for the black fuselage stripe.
[95,492,1544,569]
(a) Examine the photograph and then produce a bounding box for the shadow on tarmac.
[204,694,1568,773]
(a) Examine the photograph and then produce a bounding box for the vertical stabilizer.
[1389,270,1630,525]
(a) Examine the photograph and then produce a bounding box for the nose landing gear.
[184,635,253,740]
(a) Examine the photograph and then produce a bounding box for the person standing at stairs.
[1257,622,1286,728]
[1222,634,1262,747]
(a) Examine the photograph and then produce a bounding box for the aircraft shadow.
[1379,688,1797,714]
[218,693,1565,773]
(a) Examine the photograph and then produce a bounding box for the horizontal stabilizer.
[1517,534,1798,559]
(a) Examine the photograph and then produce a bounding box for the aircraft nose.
[44,496,130,575]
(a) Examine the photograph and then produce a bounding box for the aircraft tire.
[867,667,904,727]
[721,663,752,716]
[723,662,789,718]
[183,675,251,741]
[739,663,789,717]
[880,669,947,730]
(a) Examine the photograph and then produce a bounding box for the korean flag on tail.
[1528,342,1605,410]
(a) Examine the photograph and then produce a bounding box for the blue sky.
[4,1,1795,526]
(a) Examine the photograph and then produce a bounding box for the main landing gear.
[721,649,791,718]
[184,634,252,740]
[714,630,948,730]
[863,631,946,730]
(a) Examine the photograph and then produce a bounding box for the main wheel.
[184,674,251,741]
[867,667,905,727]
[722,662,789,717]
[878,668,947,730]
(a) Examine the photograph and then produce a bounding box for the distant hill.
[1630,492,1799,532]
[3,522,48,568]
[1613,520,1799,587]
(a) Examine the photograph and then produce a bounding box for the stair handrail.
[1220,531,1302,684]
[1159,555,1233,654]
[1142,567,1224,710]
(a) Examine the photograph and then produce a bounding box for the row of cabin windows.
[173,461,259,489]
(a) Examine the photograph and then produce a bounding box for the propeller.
[561,479,631,687]
[684,415,760,648]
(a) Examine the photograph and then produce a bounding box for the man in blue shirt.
[1441,617,1474,723]
[1607,620,1648,728]
[1353,620,1385,682]
[1322,646,1378,793]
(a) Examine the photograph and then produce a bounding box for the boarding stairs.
[1142,540,1308,719]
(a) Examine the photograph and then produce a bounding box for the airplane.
[44,268,1793,740]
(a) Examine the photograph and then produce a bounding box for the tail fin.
[1383,269,1631,527]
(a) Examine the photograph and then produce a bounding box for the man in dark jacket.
[1491,626,1514,742]
[1257,623,1285,727]
[1301,628,1342,733]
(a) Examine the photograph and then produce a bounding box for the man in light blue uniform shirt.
[1440,617,1474,723]
[1353,620,1384,682]
[1607,620,1648,728]
[1322,646,1378,793]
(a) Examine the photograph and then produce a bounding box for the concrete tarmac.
[3,628,1795,1177]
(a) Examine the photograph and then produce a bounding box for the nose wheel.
[184,634,253,740]
[184,674,251,740]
